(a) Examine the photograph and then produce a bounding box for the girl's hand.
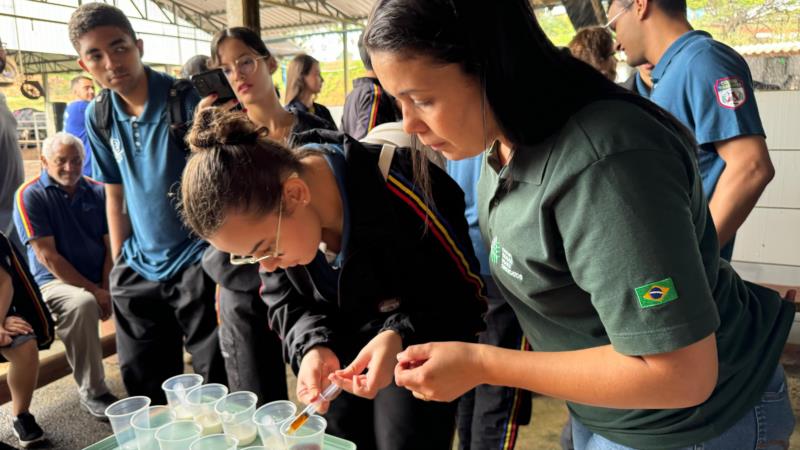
[330,330,403,399]
[3,315,33,336]
[297,346,341,413]
[394,342,488,402]
[196,94,239,112]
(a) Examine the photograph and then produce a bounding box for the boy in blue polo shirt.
[607,0,774,261]
[68,2,225,402]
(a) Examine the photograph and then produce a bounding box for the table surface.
[83,433,357,450]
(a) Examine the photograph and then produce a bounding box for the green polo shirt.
[478,98,795,449]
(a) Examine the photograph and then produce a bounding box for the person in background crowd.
[363,1,796,449]
[568,27,617,81]
[608,0,774,261]
[341,33,400,140]
[0,232,55,448]
[69,2,226,402]
[284,54,337,129]
[63,76,96,176]
[180,54,209,79]
[0,37,25,256]
[14,132,118,420]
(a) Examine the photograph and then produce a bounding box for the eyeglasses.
[604,1,633,31]
[220,55,269,79]
[229,199,284,266]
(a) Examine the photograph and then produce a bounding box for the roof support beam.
[561,0,607,29]
[227,0,260,31]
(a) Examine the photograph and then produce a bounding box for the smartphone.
[190,68,237,105]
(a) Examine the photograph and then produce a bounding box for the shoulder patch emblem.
[635,278,679,309]
[715,77,747,109]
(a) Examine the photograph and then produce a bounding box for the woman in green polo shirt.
[363,1,797,449]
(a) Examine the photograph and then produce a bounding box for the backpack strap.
[378,143,396,181]
[93,88,113,146]
[167,79,194,149]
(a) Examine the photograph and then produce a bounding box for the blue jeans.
[572,365,795,450]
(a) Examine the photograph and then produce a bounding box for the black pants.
[110,257,227,403]
[217,284,288,405]
[457,277,532,450]
[325,379,458,450]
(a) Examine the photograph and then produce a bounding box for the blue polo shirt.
[86,67,206,281]
[12,171,107,287]
[649,30,764,260]
[446,155,489,275]
[63,100,93,176]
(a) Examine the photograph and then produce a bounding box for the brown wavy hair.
[568,27,617,81]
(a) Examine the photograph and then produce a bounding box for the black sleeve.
[344,88,375,140]
[258,268,341,372]
[314,104,338,131]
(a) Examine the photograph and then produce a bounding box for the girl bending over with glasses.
[196,27,338,404]
[361,0,796,449]
[180,107,486,450]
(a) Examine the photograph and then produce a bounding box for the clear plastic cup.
[162,374,204,420]
[240,447,269,450]
[131,405,176,450]
[155,420,203,450]
[253,400,297,449]
[186,383,228,435]
[214,391,258,446]
[280,414,326,450]
[188,433,238,450]
[105,396,151,450]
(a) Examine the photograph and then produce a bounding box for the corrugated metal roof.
[736,41,800,57]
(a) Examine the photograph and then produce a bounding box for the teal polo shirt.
[13,171,107,287]
[478,98,794,449]
[86,67,206,281]
[648,30,765,260]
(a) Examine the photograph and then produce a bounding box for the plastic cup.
[155,420,203,450]
[186,383,228,435]
[162,374,204,419]
[240,447,269,450]
[131,405,176,450]
[105,396,151,450]
[214,391,258,446]
[280,414,326,450]
[253,400,297,449]
[188,433,238,450]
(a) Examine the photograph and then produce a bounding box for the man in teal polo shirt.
[68,3,225,402]
[607,0,774,261]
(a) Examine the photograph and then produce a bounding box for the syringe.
[286,383,342,435]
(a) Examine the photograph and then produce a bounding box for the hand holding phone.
[191,68,237,106]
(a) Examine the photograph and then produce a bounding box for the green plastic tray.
[83,433,356,450]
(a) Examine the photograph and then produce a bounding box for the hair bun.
[187,107,265,152]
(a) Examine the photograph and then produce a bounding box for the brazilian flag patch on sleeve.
[634,278,679,309]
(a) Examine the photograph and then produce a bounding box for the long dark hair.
[210,27,271,67]
[284,54,319,106]
[363,0,691,149]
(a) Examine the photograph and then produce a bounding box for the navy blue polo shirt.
[12,171,107,287]
[86,68,206,281]
[649,30,764,260]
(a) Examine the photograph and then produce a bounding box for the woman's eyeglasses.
[229,199,284,265]
[220,55,269,79]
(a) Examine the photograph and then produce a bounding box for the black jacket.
[341,77,399,140]
[261,131,486,371]
[287,99,338,131]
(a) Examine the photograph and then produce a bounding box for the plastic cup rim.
[131,405,176,431]
[161,373,204,392]
[154,419,203,442]
[280,414,327,438]
[104,395,151,419]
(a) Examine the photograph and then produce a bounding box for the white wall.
[731,90,800,344]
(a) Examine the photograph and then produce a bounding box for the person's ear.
[282,176,311,212]
[136,39,144,58]
[77,58,89,73]
[637,0,651,20]
[40,154,48,170]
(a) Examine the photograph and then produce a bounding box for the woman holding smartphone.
[362,1,796,449]
[195,27,336,404]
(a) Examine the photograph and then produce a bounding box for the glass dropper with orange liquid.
[286,383,342,435]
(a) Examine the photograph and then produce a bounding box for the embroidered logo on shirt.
[715,77,747,109]
[110,137,124,163]
[490,236,523,282]
[635,278,679,309]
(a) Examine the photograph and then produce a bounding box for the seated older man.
[13,132,117,420]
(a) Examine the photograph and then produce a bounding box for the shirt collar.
[486,139,552,186]
[651,30,711,84]
[39,170,88,194]
[111,66,168,124]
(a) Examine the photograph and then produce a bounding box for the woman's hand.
[0,316,33,347]
[196,94,239,113]
[297,346,341,413]
[330,330,403,399]
[394,342,488,402]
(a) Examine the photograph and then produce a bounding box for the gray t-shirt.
[0,93,23,235]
